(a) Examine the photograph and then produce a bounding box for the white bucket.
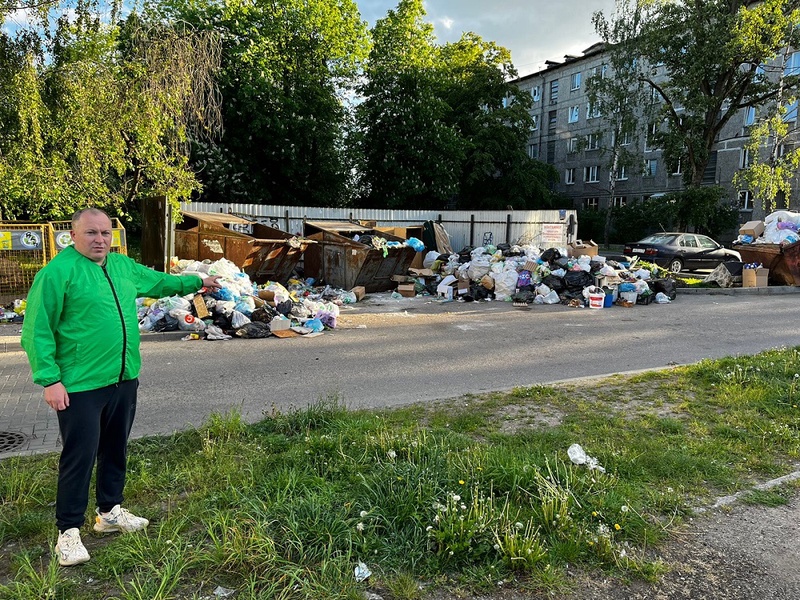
[588,291,605,309]
[620,291,637,303]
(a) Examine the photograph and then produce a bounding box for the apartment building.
[515,42,800,222]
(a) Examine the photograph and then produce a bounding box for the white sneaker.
[55,528,90,566]
[93,504,149,533]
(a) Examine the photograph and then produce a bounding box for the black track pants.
[55,379,138,532]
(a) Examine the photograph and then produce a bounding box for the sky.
[357,0,617,78]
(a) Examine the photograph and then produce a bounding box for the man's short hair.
[71,208,111,228]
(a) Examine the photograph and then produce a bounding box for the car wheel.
[669,258,683,273]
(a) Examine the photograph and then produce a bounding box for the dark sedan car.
[623,232,742,273]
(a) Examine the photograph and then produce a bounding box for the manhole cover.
[0,431,28,453]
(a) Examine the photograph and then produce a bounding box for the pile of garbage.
[137,258,353,341]
[396,243,676,307]
[0,299,25,323]
[736,210,800,246]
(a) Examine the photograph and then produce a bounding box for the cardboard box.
[739,220,765,238]
[350,286,365,301]
[397,283,416,297]
[567,239,599,258]
[742,267,768,287]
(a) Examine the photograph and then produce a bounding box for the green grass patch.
[2,348,800,598]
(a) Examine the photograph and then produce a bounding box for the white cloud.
[359,0,617,76]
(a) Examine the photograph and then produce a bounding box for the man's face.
[71,212,112,263]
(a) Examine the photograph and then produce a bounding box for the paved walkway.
[2,284,798,460]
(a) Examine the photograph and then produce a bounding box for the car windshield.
[639,234,677,244]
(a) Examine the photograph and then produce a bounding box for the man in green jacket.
[21,207,221,566]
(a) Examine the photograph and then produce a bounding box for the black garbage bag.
[649,278,678,300]
[543,274,566,292]
[251,306,278,322]
[541,248,562,263]
[275,299,293,316]
[235,321,272,338]
[563,270,594,292]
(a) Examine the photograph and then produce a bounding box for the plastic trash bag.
[231,310,251,329]
[305,318,325,332]
[567,443,606,472]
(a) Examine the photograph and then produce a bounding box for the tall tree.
[355,0,463,209]
[591,0,649,243]
[154,0,369,207]
[439,33,559,210]
[598,0,800,189]
[0,1,222,221]
[735,4,800,213]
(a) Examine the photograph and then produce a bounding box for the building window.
[568,105,580,123]
[583,197,599,210]
[548,110,557,131]
[784,51,800,76]
[644,159,657,177]
[784,100,798,122]
[744,106,756,127]
[586,133,601,150]
[530,114,539,131]
[738,190,754,210]
[571,72,581,90]
[589,64,607,80]
[565,168,575,184]
[550,80,559,103]
[615,165,628,180]
[586,102,601,119]
[528,144,539,159]
[584,165,599,183]
[645,122,660,151]
[530,85,541,102]
[567,137,578,154]
[613,196,627,208]
[740,148,752,169]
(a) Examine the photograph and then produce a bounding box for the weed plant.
[1,347,800,598]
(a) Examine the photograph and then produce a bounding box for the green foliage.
[154,0,370,207]
[0,4,222,221]
[355,0,559,210]
[596,0,800,190]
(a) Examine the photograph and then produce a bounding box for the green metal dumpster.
[302,221,416,292]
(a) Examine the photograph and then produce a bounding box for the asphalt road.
[125,291,800,439]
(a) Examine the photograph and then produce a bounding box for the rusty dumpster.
[302,221,416,292]
[736,240,800,286]
[175,211,311,284]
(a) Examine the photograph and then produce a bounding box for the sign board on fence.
[540,224,564,244]
[0,230,45,251]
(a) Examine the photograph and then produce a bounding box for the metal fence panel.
[181,203,576,251]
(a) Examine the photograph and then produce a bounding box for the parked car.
[623,232,741,273]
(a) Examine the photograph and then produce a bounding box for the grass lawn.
[2,347,800,599]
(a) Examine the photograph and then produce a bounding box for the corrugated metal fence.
[180,203,578,251]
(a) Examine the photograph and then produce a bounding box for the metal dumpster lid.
[305,221,372,234]
[181,211,253,225]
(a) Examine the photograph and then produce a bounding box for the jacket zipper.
[101,262,127,383]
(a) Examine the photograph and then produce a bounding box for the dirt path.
[425,494,800,600]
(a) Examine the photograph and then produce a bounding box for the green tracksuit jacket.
[21,246,203,393]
